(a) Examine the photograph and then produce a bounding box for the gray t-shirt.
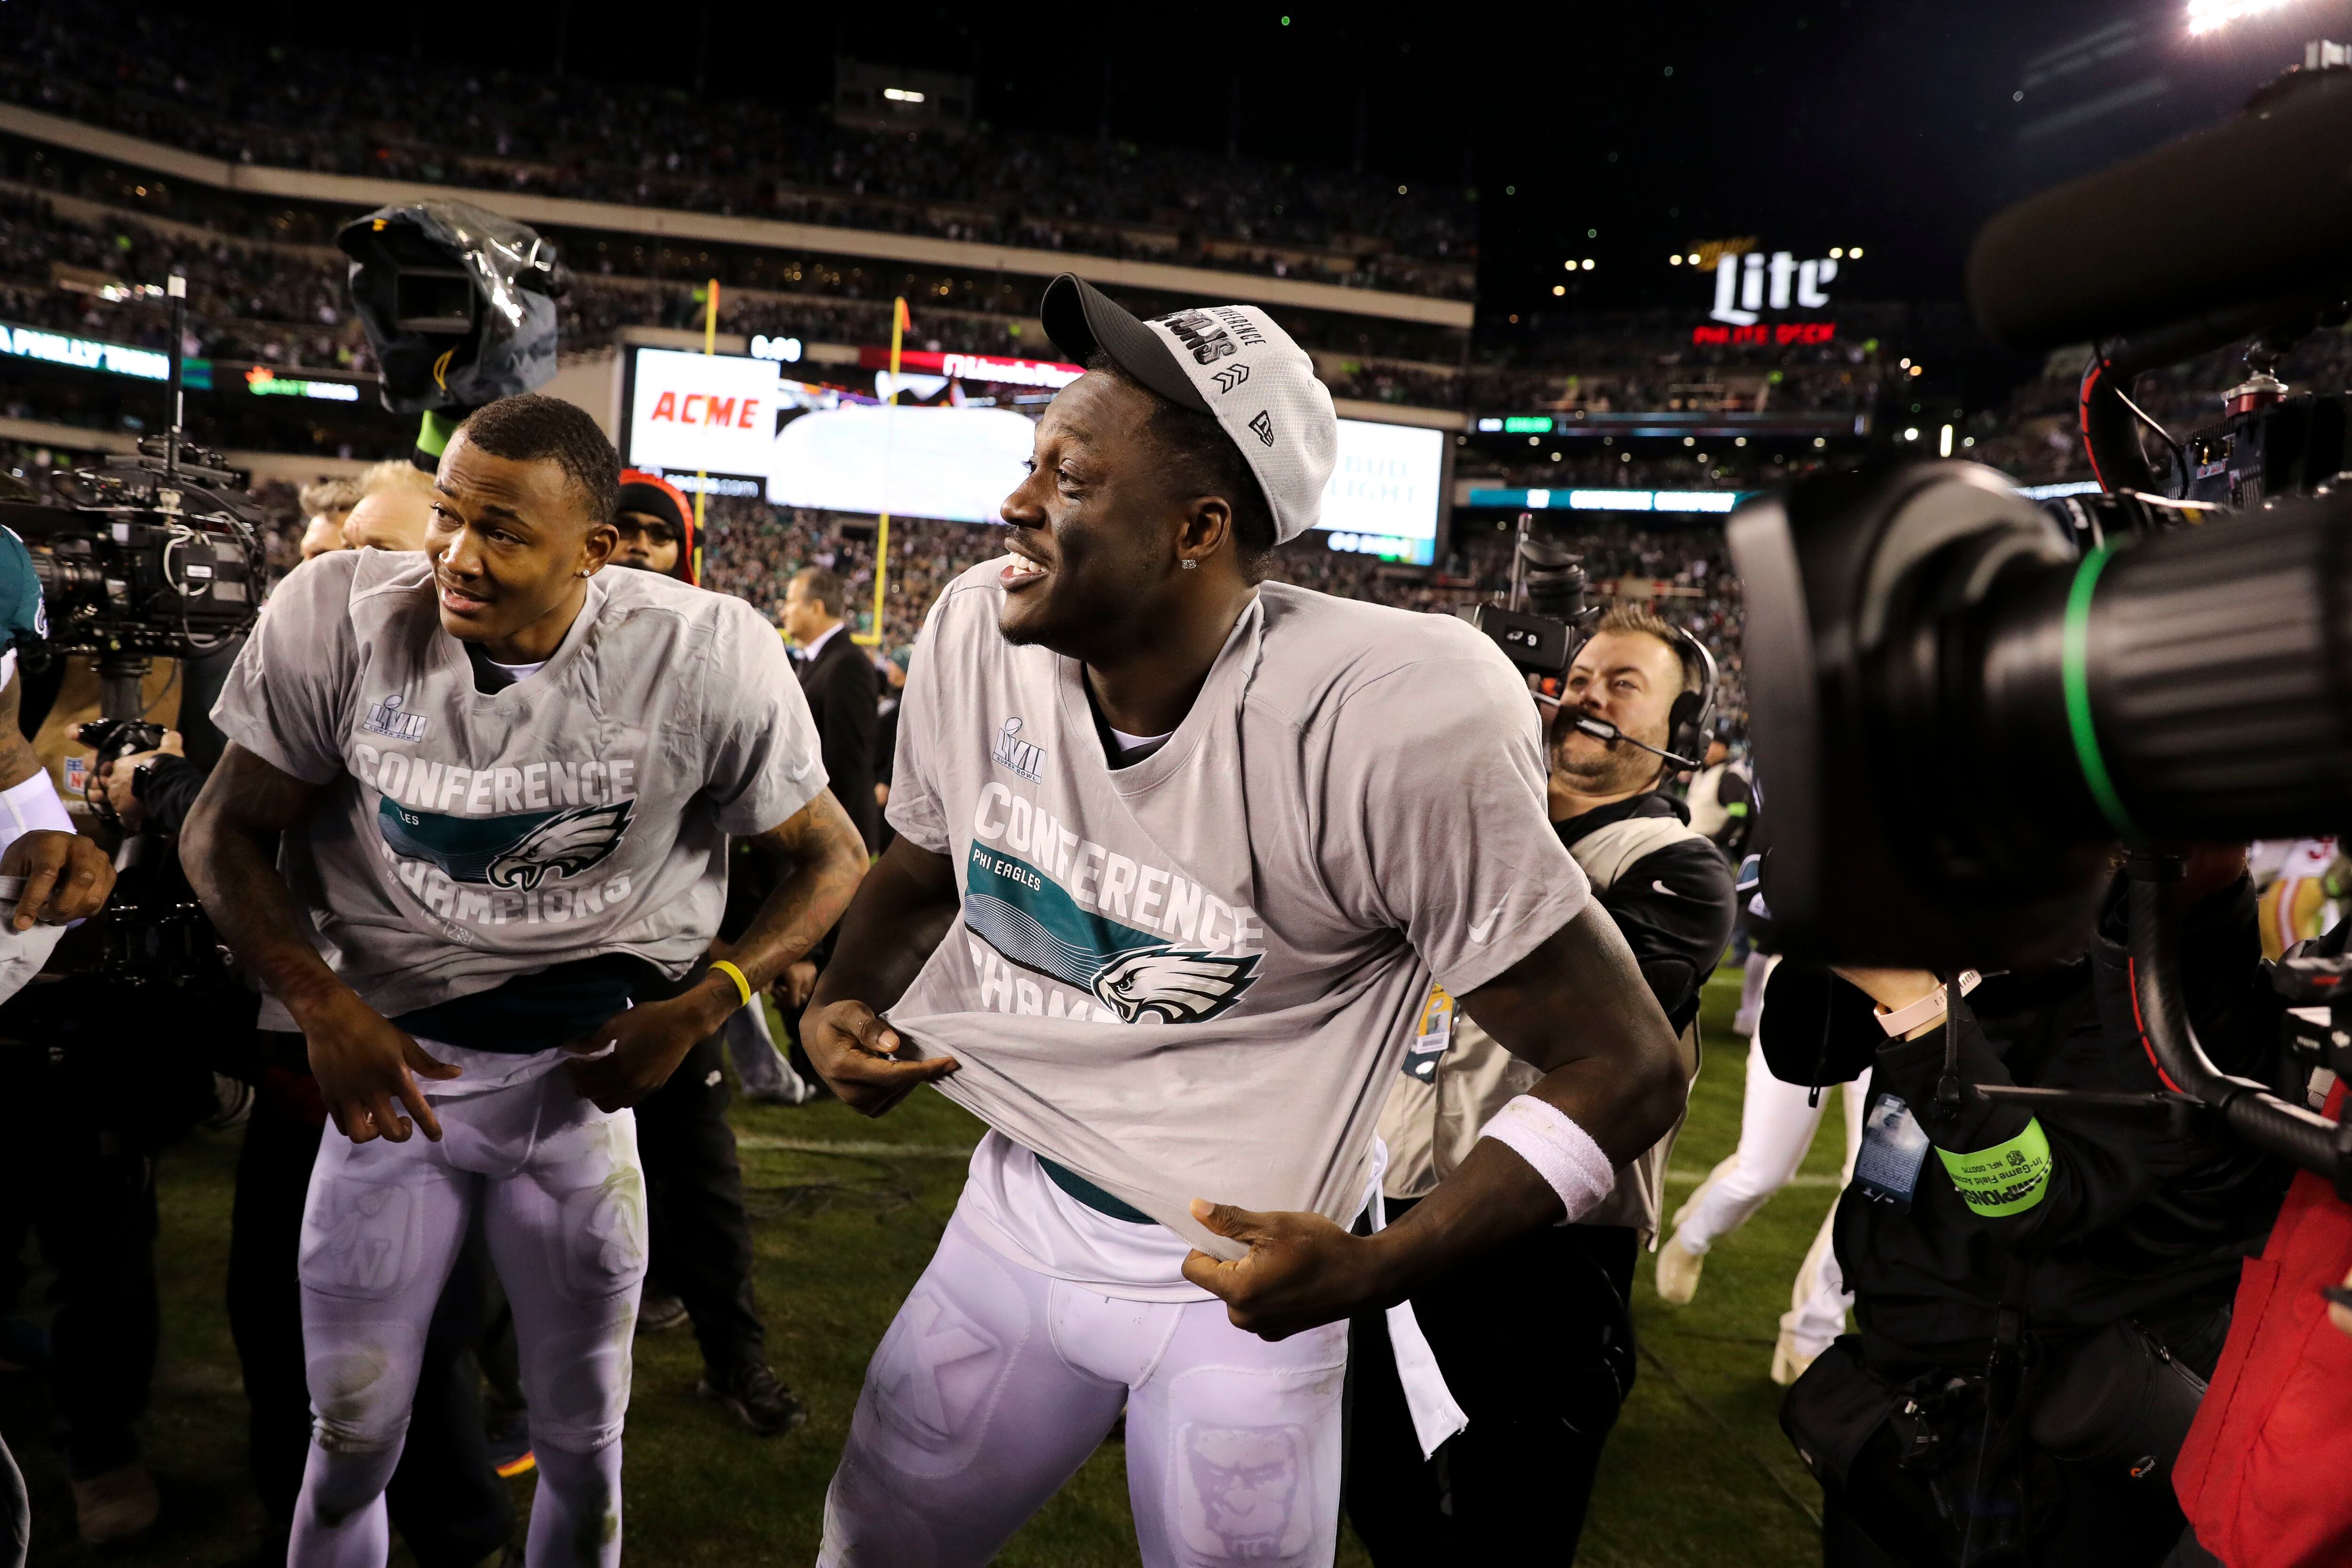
[214,549,826,1026]
[885,559,1590,1261]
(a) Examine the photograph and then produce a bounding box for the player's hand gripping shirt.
[885,560,1591,1263]
[213,549,825,1033]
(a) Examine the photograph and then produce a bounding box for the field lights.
[2186,0,2303,33]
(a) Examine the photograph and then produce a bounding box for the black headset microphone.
[1566,713,1707,772]
[1537,626,1721,775]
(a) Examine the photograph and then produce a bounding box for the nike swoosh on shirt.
[789,756,817,781]
[1652,879,1683,898]
[1467,900,1508,943]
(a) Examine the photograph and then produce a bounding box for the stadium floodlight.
[882,88,926,103]
[2186,0,2301,34]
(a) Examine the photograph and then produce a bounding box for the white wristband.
[1875,971,1981,1037]
[1478,1095,1617,1224]
[0,770,73,856]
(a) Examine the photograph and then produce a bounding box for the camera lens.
[1728,459,2352,965]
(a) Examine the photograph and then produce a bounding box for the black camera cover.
[339,200,565,414]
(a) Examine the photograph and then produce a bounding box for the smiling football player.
[802,278,1686,1568]
[182,394,866,1568]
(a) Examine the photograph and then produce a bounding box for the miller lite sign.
[1710,251,1837,326]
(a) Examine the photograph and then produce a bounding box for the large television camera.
[1730,59,2352,1186]
[338,199,566,414]
[0,282,268,993]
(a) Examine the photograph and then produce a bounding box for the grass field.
[5,966,1849,1566]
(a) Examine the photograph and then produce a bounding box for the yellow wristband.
[710,960,753,1010]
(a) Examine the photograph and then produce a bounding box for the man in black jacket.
[1763,847,2289,1568]
[784,567,878,851]
[1349,604,1736,1563]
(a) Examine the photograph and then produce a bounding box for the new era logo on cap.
[1040,274,1338,544]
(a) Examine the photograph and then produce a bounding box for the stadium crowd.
[11,11,2352,1562]
[0,4,1475,301]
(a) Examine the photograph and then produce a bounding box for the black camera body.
[0,451,266,659]
[0,442,267,997]
[1474,515,1596,678]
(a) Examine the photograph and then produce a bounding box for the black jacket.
[1555,791,1737,1035]
[1762,874,2292,1376]
[797,628,878,850]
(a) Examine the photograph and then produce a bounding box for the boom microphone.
[1967,65,2352,352]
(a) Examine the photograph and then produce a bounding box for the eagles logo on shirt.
[964,845,1259,1024]
[378,798,634,891]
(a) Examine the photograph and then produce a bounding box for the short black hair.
[457,394,620,527]
[793,566,848,617]
[1085,351,1278,581]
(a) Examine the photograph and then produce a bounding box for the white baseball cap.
[1041,273,1338,545]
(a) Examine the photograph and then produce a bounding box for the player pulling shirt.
[811,279,1683,1568]
[200,404,841,1568]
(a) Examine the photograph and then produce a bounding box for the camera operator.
[1766,847,2289,1568]
[1349,604,1734,1563]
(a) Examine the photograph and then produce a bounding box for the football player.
[803,278,1687,1568]
[183,395,866,1568]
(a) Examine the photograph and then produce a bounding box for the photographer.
[1350,604,1734,1562]
[1766,849,2289,1568]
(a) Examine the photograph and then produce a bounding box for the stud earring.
[1179,558,1198,572]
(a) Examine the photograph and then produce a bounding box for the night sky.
[175,0,2352,325]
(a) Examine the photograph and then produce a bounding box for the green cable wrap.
[2062,541,2142,841]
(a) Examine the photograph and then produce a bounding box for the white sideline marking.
[1667,1168,1843,1189]
[738,1135,973,1160]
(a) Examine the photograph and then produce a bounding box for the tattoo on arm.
[180,743,344,1014]
[724,788,867,994]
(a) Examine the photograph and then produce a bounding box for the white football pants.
[1678,1036,1867,1361]
[290,1046,646,1568]
[820,1205,1349,1568]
